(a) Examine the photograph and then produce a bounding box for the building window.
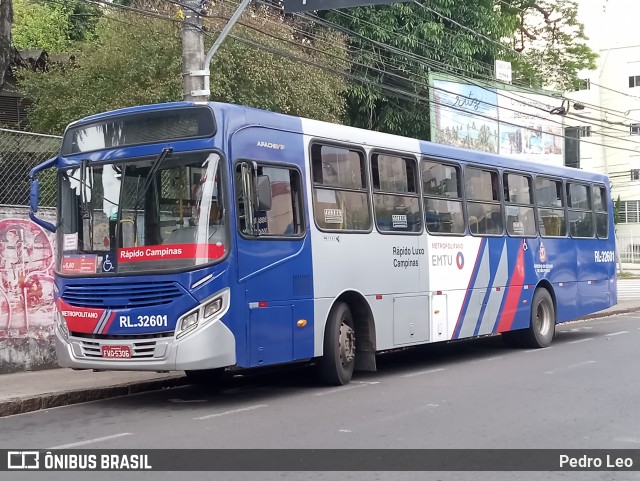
[630,75,640,88]
[631,123,640,135]
[632,170,640,181]
[575,79,590,91]
[619,200,640,224]
[579,126,591,137]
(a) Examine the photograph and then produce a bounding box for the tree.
[18,6,348,133]
[18,12,184,133]
[319,0,596,139]
[614,195,622,225]
[206,4,348,122]
[0,0,12,91]
[501,0,597,90]
[12,0,101,52]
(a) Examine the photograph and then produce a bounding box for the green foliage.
[13,0,71,52]
[323,0,517,139]
[18,13,183,133]
[208,9,347,123]
[505,0,598,90]
[614,195,622,225]
[18,7,348,134]
[322,0,596,138]
[12,0,101,52]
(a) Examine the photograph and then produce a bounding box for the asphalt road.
[2,313,640,481]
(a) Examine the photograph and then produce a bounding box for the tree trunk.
[0,0,13,92]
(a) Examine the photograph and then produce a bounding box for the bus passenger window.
[465,167,503,236]
[311,144,371,232]
[593,185,609,238]
[567,182,594,238]
[503,173,536,237]
[535,177,566,237]
[371,153,421,233]
[422,160,465,235]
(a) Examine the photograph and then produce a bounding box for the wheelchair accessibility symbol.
[102,253,116,273]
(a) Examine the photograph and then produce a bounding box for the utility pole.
[181,0,207,102]
[181,0,252,103]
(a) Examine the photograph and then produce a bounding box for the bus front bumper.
[55,318,236,372]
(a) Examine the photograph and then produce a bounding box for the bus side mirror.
[256,175,272,212]
[30,180,40,213]
[29,157,57,233]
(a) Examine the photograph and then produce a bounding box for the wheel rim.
[338,321,356,366]
[536,297,552,337]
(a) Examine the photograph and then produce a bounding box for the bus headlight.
[203,297,222,319]
[179,311,199,336]
[176,289,229,339]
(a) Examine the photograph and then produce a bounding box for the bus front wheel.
[317,302,356,386]
[523,288,555,348]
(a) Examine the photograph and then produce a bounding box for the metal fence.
[0,128,60,207]
[616,233,640,264]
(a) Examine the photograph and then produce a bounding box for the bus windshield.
[58,150,227,275]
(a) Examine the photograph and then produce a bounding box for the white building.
[565,0,640,255]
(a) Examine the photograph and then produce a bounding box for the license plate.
[101,345,131,359]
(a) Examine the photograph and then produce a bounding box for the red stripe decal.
[57,298,104,333]
[118,244,224,263]
[496,241,525,332]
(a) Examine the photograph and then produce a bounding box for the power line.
[75,0,640,157]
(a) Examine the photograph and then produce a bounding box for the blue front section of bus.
[215,105,315,368]
[55,103,315,371]
[55,263,239,370]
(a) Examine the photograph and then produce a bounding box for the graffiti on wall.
[0,218,56,337]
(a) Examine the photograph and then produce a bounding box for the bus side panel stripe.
[495,240,526,332]
[453,239,487,339]
[475,240,509,336]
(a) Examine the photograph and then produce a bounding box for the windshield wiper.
[131,147,173,246]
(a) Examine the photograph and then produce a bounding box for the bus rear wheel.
[317,302,356,386]
[523,288,555,348]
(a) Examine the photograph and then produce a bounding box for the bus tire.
[523,288,555,348]
[185,368,226,387]
[317,302,356,386]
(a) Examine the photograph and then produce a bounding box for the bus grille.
[80,340,158,359]
[61,282,183,309]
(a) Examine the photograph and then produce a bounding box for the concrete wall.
[0,206,57,373]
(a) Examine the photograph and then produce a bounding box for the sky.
[576,0,640,49]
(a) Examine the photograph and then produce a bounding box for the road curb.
[0,375,190,418]
[578,305,640,321]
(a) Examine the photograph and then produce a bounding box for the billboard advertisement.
[431,78,564,166]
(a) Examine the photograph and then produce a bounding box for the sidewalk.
[1,300,639,418]
[0,369,188,417]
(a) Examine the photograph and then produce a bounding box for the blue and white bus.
[29,101,617,385]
